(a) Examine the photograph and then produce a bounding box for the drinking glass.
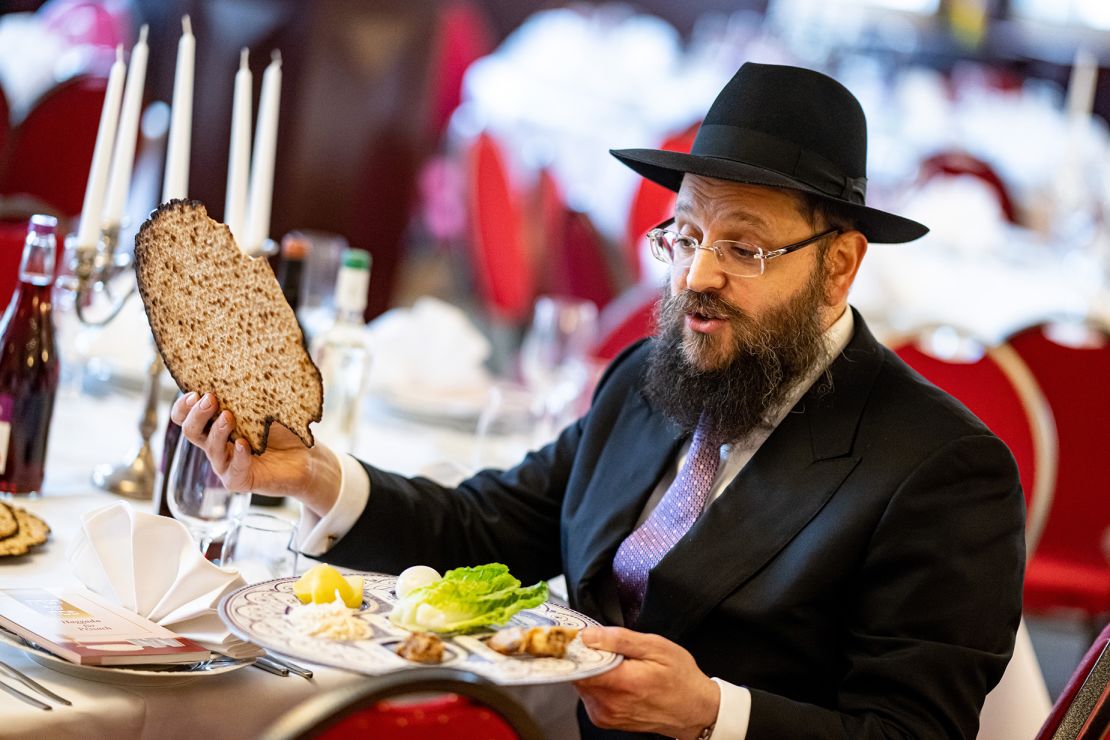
[519,296,599,443]
[221,513,299,582]
[165,434,250,555]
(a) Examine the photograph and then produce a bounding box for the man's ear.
[823,230,867,306]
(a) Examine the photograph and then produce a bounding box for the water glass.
[221,513,299,582]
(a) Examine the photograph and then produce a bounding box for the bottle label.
[0,395,11,475]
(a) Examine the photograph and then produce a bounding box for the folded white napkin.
[365,297,492,397]
[66,502,263,660]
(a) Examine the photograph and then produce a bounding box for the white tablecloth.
[0,388,579,739]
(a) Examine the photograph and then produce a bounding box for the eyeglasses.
[646,218,840,278]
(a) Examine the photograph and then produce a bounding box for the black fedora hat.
[611,63,928,244]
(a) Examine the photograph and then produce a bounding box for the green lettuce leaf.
[389,563,548,633]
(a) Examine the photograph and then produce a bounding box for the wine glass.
[519,296,599,444]
[165,434,251,556]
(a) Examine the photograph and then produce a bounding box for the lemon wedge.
[293,564,363,608]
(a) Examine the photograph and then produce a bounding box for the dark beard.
[643,269,832,443]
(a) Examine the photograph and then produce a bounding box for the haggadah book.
[0,587,210,665]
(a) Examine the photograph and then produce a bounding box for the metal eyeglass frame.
[646,217,840,278]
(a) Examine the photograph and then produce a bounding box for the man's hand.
[170,392,341,515]
[574,626,720,740]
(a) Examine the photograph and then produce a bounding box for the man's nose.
[683,245,727,293]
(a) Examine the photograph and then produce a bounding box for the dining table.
[0,380,581,739]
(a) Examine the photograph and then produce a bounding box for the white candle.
[76,45,125,248]
[162,15,195,203]
[102,25,149,227]
[244,50,282,253]
[225,47,252,247]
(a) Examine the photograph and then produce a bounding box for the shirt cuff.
[296,449,370,556]
[708,678,751,740]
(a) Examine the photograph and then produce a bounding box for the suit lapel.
[635,309,886,640]
[568,390,685,626]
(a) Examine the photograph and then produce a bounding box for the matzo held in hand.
[134,199,323,454]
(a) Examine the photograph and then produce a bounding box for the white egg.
[396,565,441,599]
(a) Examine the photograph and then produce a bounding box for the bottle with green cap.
[311,248,373,453]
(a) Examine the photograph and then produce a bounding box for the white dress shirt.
[298,307,856,740]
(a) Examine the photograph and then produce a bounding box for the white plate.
[0,628,253,687]
[218,572,621,685]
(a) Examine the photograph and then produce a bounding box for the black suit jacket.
[326,310,1026,739]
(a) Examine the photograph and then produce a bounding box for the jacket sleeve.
[746,434,1026,739]
[322,339,651,585]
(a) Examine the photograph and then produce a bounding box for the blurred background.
[2,0,1110,720]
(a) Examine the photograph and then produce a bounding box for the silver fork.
[0,661,70,706]
[0,676,51,710]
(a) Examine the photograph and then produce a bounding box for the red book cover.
[0,587,210,665]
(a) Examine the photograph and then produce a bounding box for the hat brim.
[611,148,928,244]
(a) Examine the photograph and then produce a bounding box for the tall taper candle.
[76,45,126,248]
[103,25,149,227]
[225,48,252,247]
[163,15,195,202]
[244,50,282,253]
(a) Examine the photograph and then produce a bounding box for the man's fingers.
[180,393,219,445]
[580,626,666,660]
[204,411,235,474]
[170,392,199,425]
[223,438,255,492]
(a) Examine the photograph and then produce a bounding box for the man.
[173,63,1024,739]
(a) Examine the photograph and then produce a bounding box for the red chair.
[918,151,1018,224]
[0,83,10,168]
[424,1,493,143]
[262,668,545,740]
[466,132,534,324]
[0,75,108,217]
[890,328,1057,554]
[1035,622,1110,739]
[0,219,29,308]
[533,168,618,309]
[591,281,662,362]
[1010,323,1110,623]
[623,123,698,280]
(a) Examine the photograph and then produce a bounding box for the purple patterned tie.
[612,422,724,626]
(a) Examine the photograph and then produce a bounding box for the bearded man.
[174,64,1024,739]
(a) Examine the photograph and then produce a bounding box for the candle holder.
[60,223,159,500]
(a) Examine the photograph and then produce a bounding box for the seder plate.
[218,572,621,685]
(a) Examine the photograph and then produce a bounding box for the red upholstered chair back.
[623,123,698,280]
[591,281,661,362]
[0,75,107,217]
[0,219,29,309]
[536,169,616,310]
[1035,621,1110,739]
[262,669,544,740]
[1010,323,1110,615]
[919,150,1018,224]
[466,132,534,323]
[0,83,10,168]
[891,331,1057,553]
[424,1,493,142]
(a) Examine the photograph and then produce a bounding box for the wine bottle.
[0,215,60,496]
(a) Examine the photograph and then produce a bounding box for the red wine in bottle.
[0,215,60,496]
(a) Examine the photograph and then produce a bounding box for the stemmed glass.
[519,296,599,445]
[165,433,250,556]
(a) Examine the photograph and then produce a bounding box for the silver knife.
[263,655,313,679]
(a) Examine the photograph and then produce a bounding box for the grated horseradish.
[288,597,371,641]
